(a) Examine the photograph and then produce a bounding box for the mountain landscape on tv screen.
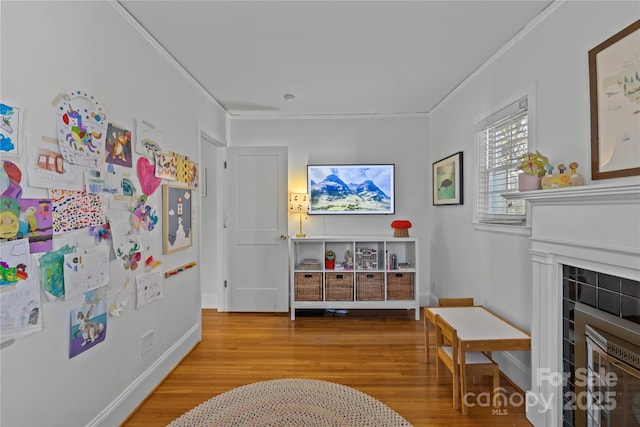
[310,173,391,212]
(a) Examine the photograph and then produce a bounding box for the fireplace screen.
[585,325,640,427]
[574,301,640,427]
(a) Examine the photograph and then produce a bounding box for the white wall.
[428,0,639,390]
[230,115,431,303]
[0,2,226,426]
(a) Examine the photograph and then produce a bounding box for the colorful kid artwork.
[17,199,53,253]
[135,118,163,159]
[0,103,22,156]
[0,163,52,252]
[137,157,161,196]
[173,152,199,188]
[84,164,124,196]
[69,297,107,358]
[0,278,42,340]
[109,218,145,271]
[105,123,132,168]
[35,244,76,301]
[1,159,22,200]
[0,238,31,287]
[53,90,108,168]
[0,238,43,340]
[27,135,84,191]
[49,189,106,234]
[62,246,110,300]
[135,269,163,309]
[131,195,158,233]
[154,151,177,180]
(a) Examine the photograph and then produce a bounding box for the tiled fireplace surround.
[505,183,640,427]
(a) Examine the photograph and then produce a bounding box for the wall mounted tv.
[307,164,395,215]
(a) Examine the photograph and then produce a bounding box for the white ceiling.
[119,0,554,117]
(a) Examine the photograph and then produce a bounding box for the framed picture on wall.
[589,19,640,179]
[162,184,192,254]
[433,151,463,205]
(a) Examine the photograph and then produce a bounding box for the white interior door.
[224,146,289,312]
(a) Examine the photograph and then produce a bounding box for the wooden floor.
[123,309,532,426]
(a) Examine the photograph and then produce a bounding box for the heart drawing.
[137,157,161,196]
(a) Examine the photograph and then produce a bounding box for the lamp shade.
[289,193,309,213]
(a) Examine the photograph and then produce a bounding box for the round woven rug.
[168,378,412,427]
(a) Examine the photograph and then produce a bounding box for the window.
[475,96,529,226]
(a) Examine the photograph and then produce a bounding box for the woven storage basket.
[294,272,322,301]
[386,272,414,300]
[325,272,354,301]
[356,272,384,301]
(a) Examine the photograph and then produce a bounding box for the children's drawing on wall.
[110,217,145,271]
[154,151,177,180]
[84,164,123,196]
[162,185,192,254]
[0,280,42,341]
[1,159,23,200]
[135,270,163,309]
[35,244,76,301]
[0,103,22,156]
[49,188,105,234]
[62,246,110,300]
[109,276,130,317]
[27,135,83,191]
[18,199,53,253]
[131,195,158,233]
[0,238,43,341]
[135,118,162,159]
[0,238,30,287]
[53,90,108,168]
[88,222,111,246]
[105,123,132,168]
[137,157,161,196]
[69,297,107,358]
[0,163,52,252]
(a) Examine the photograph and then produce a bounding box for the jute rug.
[168,378,412,426]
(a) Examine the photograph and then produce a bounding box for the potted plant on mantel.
[517,151,549,191]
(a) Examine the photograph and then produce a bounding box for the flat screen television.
[307,164,395,215]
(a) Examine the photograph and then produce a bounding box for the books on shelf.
[297,259,321,270]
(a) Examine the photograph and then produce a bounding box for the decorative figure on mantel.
[541,162,584,189]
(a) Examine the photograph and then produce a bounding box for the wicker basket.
[294,272,322,301]
[356,272,384,301]
[386,272,414,300]
[325,272,354,301]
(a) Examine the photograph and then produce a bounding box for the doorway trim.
[197,123,227,309]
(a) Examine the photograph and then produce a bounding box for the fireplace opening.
[575,302,640,427]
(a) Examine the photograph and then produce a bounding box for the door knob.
[280,234,288,240]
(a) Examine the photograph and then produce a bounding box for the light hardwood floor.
[123,309,532,426]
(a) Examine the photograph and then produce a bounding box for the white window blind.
[475,96,528,225]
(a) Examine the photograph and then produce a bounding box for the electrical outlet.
[141,330,154,355]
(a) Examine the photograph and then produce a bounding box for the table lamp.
[289,193,309,237]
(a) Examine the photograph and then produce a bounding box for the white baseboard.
[492,350,531,392]
[201,292,218,309]
[88,322,202,427]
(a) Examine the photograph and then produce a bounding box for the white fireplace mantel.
[504,182,640,427]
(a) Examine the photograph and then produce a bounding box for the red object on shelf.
[325,259,335,270]
[391,220,412,237]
